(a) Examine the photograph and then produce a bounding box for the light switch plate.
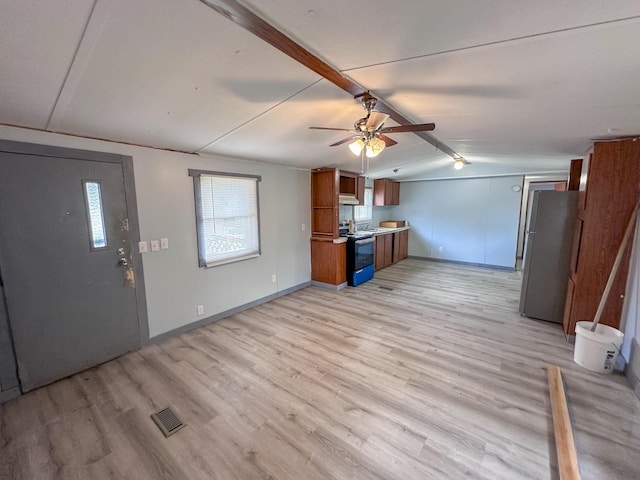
[160,237,169,249]
[138,241,148,253]
[150,240,160,252]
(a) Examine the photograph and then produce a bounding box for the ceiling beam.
[199,0,460,159]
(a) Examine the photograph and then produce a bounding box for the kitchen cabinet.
[311,169,366,239]
[311,168,339,238]
[375,233,393,270]
[339,170,365,205]
[375,229,409,271]
[394,229,409,261]
[562,138,640,335]
[373,178,400,206]
[311,239,346,286]
[311,168,364,288]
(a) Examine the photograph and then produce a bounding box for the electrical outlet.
[197,305,204,315]
[160,237,169,249]
[301,223,306,232]
[272,274,277,283]
[438,246,444,252]
[138,241,148,253]
[150,240,160,252]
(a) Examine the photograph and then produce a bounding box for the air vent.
[151,407,186,437]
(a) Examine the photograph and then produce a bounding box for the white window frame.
[354,187,373,222]
[189,169,261,267]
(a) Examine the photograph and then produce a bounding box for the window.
[354,187,373,222]
[83,180,107,249]
[189,170,261,267]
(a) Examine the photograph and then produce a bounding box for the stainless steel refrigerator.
[519,190,578,323]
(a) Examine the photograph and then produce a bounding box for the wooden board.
[547,365,581,480]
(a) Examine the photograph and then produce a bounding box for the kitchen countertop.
[355,225,410,236]
[310,226,409,243]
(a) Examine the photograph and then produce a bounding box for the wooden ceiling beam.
[200,0,460,159]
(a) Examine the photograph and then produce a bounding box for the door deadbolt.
[117,247,125,255]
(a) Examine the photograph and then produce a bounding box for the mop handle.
[590,201,640,332]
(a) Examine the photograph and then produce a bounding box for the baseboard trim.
[0,386,21,404]
[408,255,516,271]
[145,281,311,345]
[310,280,347,290]
[626,339,640,401]
[626,364,640,400]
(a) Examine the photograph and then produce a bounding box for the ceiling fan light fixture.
[453,158,465,170]
[349,138,365,156]
[366,136,385,158]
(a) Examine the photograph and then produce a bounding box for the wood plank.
[547,365,580,480]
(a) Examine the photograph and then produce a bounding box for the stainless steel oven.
[346,233,375,286]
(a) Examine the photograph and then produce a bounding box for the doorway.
[0,140,148,394]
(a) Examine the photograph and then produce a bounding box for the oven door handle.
[355,237,375,245]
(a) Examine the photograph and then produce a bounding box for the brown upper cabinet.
[311,168,339,238]
[311,168,366,238]
[374,178,400,206]
[339,170,365,205]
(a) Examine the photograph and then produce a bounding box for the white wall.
[0,126,311,338]
[373,176,524,268]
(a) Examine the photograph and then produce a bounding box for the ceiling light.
[366,137,385,158]
[453,158,465,170]
[349,139,365,156]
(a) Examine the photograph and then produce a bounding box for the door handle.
[118,257,129,267]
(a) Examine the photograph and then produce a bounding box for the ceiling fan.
[309,92,436,158]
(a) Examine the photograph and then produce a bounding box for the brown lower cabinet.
[310,239,346,286]
[375,230,409,271]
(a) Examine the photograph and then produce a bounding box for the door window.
[83,180,108,249]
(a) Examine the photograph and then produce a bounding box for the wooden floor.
[1,259,639,479]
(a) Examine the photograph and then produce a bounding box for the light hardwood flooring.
[1,259,639,479]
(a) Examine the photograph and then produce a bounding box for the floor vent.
[379,286,394,291]
[151,407,186,437]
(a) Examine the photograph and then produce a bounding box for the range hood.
[339,194,360,205]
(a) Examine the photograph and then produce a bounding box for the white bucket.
[574,321,624,373]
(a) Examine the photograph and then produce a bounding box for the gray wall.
[0,126,311,339]
[622,213,640,396]
[373,176,524,268]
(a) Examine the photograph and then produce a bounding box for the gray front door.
[0,147,141,392]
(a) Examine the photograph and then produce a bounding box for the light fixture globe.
[348,138,365,156]
[453,158,465,170]
[366,136,385,158]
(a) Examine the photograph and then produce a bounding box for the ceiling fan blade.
[329,136,357,147]
[379,123,436,134]
[379,134,398,147]
[365,111,390,131]
[309,126,353,132]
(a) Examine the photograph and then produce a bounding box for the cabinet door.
[375,236,385,271]
[356,175,365,205]
[391,181,400,205]
[400,230,408,259]
[373,179,385,206]
[384,234,393,268]
[392,233,400,263]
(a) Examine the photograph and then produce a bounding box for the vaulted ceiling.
[2,0,640,180]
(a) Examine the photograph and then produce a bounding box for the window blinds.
[192,172,261,267]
